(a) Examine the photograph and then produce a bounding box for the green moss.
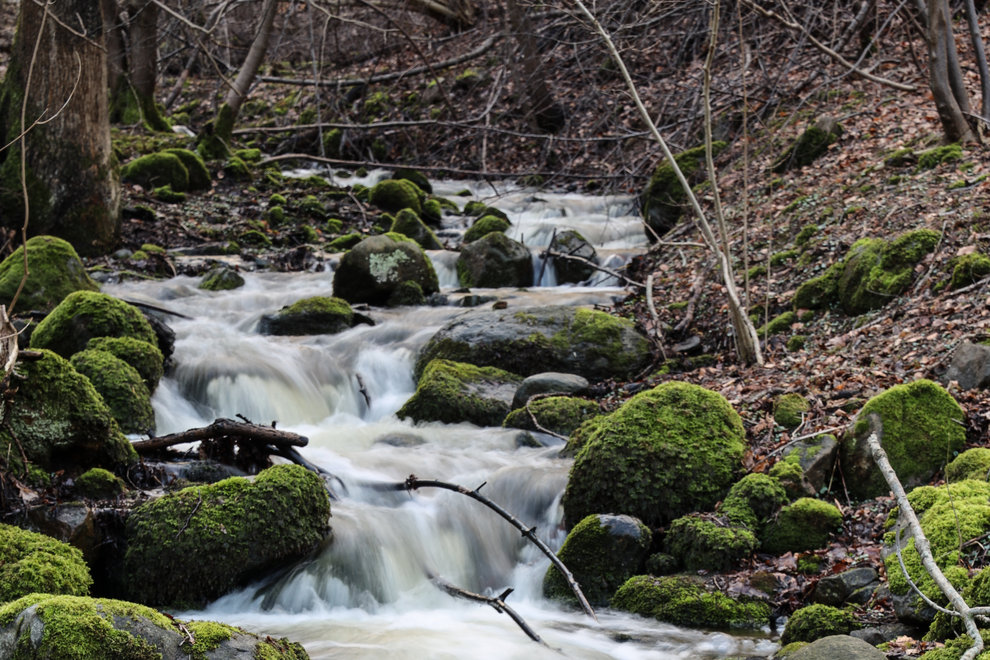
[74,467,126,498]
[563,381,745,528]
[759,311,796,336]
[774,393,810,429]
[769,460,808,500]
[199,265,246,291]
[946,447,990,482]
[771,119,843,173]
[761,498,842,554]
[795,225,819,246]
[328,233,364,251]
[421,198,442,224]
[917,143,962,170]
[223,155,252,180]
[560,414,608,457]
[153,184,185,203]
[780,604,857,644]
[920,632,990,659]
[387,280,425,306]
[121,152,189,192]
[786,335,807,352]
[369,179,423,215]
[792,262,841,311]
[0,524,93,602]
[641,142,727,235]
[30,291,157,359]
[885,147,916,167]
[548,308,646,377]
[299,195,325,219]
[542,513,651,606]
[0,235,99,312]
[503,396,598,436]
[261,296,354,335]
[124,464,331,608]
[235,148,262,163]
[611,575,770,630]
[392,168,432,194]
[664,513,758,571]
[163,148,210,191]
[70,349,155,434]
[463,215,511,243]
[390,209,442,250]
[747,265,767,279]
[797,555,824,574]
[238,229,271,247]
[396,359,522,427]
[719,472,789,530]
[949,252,990,289]
[770,250,799,266]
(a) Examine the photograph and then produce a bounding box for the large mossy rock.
[0,594,310,659]
[542,513,651,606]
[368,178,423,215]
[86,336,164,393]
[719,472,789,531]
[0,235,98,312]
[639,142,726,241]
[502,396,598,436]
[124,464,331,608]
[462,214,510,244]
[550,230,598,284]
[70,349,155,435]
[456,231,533,288]
[771,117,843,173]
[793,229,939,315]
[664,512,758,572]
[781,604,858,645]
[120,151,191,192]
[1,349,136,472]
[610,575,770,630]
[760,498,843,554]
[415,306,650,381]
[0,524,92,603]
[390,209,442,250]
[331,234,439,305]
[562,381,745,529]
[842,379,965,500]
[396,358,522,426]
[29,291,158,359]
[259,296,354,336]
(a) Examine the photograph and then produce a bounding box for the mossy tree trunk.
[0,0,121,256]
[104,0,169,131]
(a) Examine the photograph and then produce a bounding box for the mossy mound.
[199,265,245,291]
[759,311,796,337]
[842,379,965,499]
[930,568,990,640]
[640,142,726,240]
[391,168,432,194]
[611,575,770,630]
[456,231,533,288]
[0,524,93,603]
[258,296,354,336]
[945,447,990,482]
[559,414,608,457]
[70,349,155,434]
[390,208,442,250]
[774,393,810,429]
[562,381,745,529]
[30,291,157,359]
[121,151,190,191]
[1,349,135,471]
[793,229,939,315]
[543,513,651,606]
[463,214,510,243]
[124,464,331,608]
[771,117,843,173]
[332,234,439,305]
[502,396,598,436]
[719,472,789,530]
[949,252,990,290]
[664,513,758,572]
[0,236,98,312]
[760,498,842,554]
[917,143,962,170]
[919,632,990,660]
[74,467,126,498]
[163,148,211,191]
[86,336,164,393]
[397,359,521,426]
[0,594,310,659]
[368,178,423,215]
[780,604,857,644]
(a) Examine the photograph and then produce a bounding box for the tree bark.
[927,0,976,141]
[125,0,169,131]
[505,0,565,133]
[0,0,121,255]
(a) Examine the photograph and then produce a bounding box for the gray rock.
[550,230,598,284]
[374,432,426,447]
[943,340,990,390]
[812,567,879,606]
[787,635,885,660]
[397,359,522,427]
[456,232,533,288]
[850,622,920,646]
[781,434,838,495]
[512,372,590,408]
[332,234,439,305]
[26,502,99,564]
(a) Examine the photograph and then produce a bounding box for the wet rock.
[785,635,885,660]
[259,296,354,336]
[512,372,590,408]
[812,567,880,606]
[332,234,439,305]
[456,232,532,288]
[550,229,597,284]
[943,340,990,390]
[397,359,521,427]
[198,265,245,291]
[502,396,597,436]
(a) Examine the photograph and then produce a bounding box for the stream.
[105,179,779,659]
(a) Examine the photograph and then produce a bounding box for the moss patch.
[74,467,126,498]
[259,296,354,336]
[86,336,164,393]
[0,524,93,603]
[664,513,758,572]
[949,252,990,290]
[368,178,423,215]
[611,575,770,630]
[463,215,511,243]
[30,291,157,359]
[0,235,98,312]
[774,393,810,429]
[397,359,521,426]
[70,349,155,434]
[503,396,597,436]
[760,498,842,554]
[780,603,857,644]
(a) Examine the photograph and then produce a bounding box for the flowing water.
[105,182,778,659]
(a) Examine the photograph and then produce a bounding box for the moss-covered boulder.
[86,336,164,394]
[456,231,533,288]
[543,513,651,606]
[258,296,354,336]
[780,604,858,644]
[0,594,309,659]
[415,306,650,382]
[163,147,211,191]
[774,392,810,429]
[391,167,432,194]
[30,291,158,359]
[562,382,745,529]
[74,467,126,499]
[462,214,510,243]
[390,208,442,250]
[793,229,939,315]
[611,575,770,630]
[777,433,839,496]
[124,464,331,608]
[760,498,843,554]
[640,142,726,241]
[502,396,598,436]
[949,252,990,290]
[945,447,990,483]
[0,236,98,312]
[332,234,439,305]
[397,359,521,426]
[664,513,758,572]
[919,632,990,660]
[771,117,843,173]
[368,178,423,215]
[1,349,136,472]
[0,524,93,603]
[550,230,598,284]
[841,379,965,499]
[719,472,789,531]
[70,349,155,435]
[198,265,245,291]
[120,151,190,192]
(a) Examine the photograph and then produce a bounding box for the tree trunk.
[505,0,565,133]
[927,0,976,142]
[0,0,120,256]
[126,0,169,131]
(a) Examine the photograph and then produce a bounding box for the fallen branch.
[542,248,642,288]
[132,418,308,452]
[428,572,549,646]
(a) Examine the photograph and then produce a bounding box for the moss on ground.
[611,575,770,630]
[719,472,789,530]
[774,393,810,429]
[945,447,990,482]
[949,252,990,290]
[0,524,93,603]
[74,467,126,498]
[121,152,190,192]
[759,311,796,336]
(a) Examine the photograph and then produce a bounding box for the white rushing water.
[105,185,777,659]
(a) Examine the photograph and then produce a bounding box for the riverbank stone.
[550,230,597,284]
[943,340,990,390]
[0,523,93,603]
[640,142,726,241]
[456,231,533,288]
[332,233,439,305]
[562,381,745,529]
[841,379,965,500]
[543,513,651,606]
[415,305,650,381]
[611,574,770,630]
[29,291,158,359]
[0,235,98,312]
[397,358,521,427]
[503,396,598,436]
[781,604,858,644]
[123,464,331,608]
[259,296,354,335]
[511,372,589,408]
[199,264,245,291]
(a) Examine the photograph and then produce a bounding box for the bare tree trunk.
[126,0,169,130]
[927,0,977,141]
[962,0,990,121]
[406,0,477,29]
[505,0,565,133]
[0,0,120,255]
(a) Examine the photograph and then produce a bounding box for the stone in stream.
[511,371,589,409]
[332,233,439,306]
[456,231,532,288]
[397,358,521,427]
[549,229,598,284]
